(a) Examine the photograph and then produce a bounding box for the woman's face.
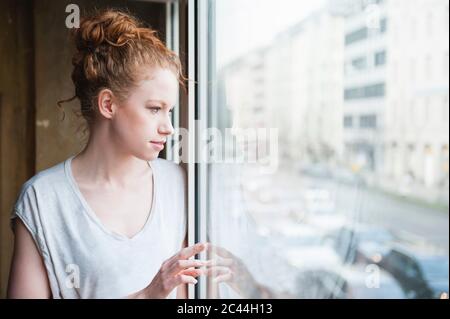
[111,67,178,161]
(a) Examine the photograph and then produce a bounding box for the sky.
[215,0,326,67]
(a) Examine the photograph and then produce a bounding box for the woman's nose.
[159,120,175,136]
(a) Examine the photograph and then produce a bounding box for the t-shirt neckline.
[64,155,157,242]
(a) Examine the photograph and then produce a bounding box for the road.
[299,175,449,254]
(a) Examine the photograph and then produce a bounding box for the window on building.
[359,114,377,129]
[375,50,386,66]
[344,83,385,100]
[380,17,387,33]
[345,27,368,45]
[351,56,367,70]
[344,115,353,128]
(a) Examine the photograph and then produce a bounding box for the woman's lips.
[150,140,165,151]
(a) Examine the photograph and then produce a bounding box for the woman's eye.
[147,107,161,114]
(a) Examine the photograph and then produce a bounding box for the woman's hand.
[203,244,264,298]
[142,242,208,299]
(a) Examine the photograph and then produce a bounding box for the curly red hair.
[59,8,185,125]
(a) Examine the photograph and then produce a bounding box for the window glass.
[203,0,449,299]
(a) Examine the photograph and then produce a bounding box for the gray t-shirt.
[10,155,187,299]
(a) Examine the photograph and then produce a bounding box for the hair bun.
[63,8,185,127]
[74,10,144,52]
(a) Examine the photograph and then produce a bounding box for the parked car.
[286,244,347,299]
[295,265,405,299]
[339,265,405,299]
[378,246,449,299]
[326,224,396,264]
[295,269,347,299]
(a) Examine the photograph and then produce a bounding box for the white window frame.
[165,0,211,299]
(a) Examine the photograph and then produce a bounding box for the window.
[359,114,377,129]
[380,17,387,33]
[375,50,386,66]
[344,115,353,128]
[351,56,367,70]
[344,83,385,100]
[345,27,368,45]
[194,0,449,300]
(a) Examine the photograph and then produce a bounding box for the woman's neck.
[72,124,151,189]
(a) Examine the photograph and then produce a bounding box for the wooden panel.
[0,0,36,298]
[1,0,167,298]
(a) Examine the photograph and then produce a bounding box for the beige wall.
[0,0,35,299]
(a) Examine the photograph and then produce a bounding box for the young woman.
[7,9,207,299]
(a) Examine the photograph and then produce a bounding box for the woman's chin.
[147,150,162,161]
[134,150,160,162]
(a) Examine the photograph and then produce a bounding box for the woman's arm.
[8,218,202,299]
[7,218,52,299]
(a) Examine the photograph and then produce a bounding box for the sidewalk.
[365,173,449,211]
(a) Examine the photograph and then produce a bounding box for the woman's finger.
[178,242,207,260]
[206,243,234,259]
[168,259,208,276]
[179,267,204,277]
[165,242,206,268]
[203,258,234,267]
[204,266,231,278]
[174,274,198,286]
[212,272,233,283]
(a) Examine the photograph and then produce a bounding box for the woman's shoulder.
[11,157,71,235]
[151,158,187,200]
[152,158,186,180]
[19,158,68,193]
[14,158,72,209]
[151,158,187,241]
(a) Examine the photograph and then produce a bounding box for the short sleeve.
[10,183,46,255]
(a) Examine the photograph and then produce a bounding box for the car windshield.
[359,229,394,243]
[420,257,449,281]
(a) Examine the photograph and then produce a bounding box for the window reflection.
[205,0,449,299]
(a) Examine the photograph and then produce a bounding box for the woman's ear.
[97,89,116,120]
